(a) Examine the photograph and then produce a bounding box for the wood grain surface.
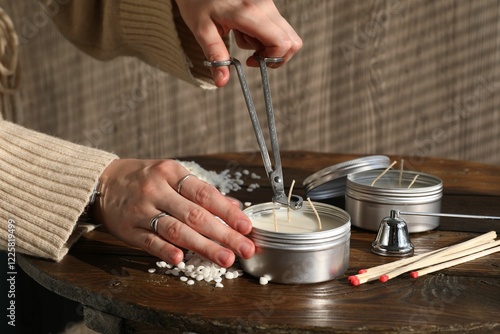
[19,152,500,333]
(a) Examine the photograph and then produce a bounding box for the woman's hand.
[175,0,302,87]
[92,158,255,268]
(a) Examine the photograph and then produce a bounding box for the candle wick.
[287,180,296,223]
[408,174,419,188]
[273,208,278,232]
[399,159,404,187]
[307,197,322,231]
[371,161,397,187]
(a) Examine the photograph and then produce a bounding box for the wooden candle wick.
[371,161,397,186]
[307,197,322,231]
[398,159,404,187]
[273,208,278,232]
[408,174,419,189]
[287,180,296,223]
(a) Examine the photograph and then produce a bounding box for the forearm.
[48,0,222,88]
[0,120,117,261]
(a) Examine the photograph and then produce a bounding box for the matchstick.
[349,231,497,285]
[410,244,500,278]
[348,247,446,286]
[379,235,499,283]
[371,161,397,186]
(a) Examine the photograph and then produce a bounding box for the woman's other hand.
[92,158,255,268]
[175,0,302,87]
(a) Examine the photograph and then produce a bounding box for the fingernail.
[236,218,252,234]
[239,241,255,259]
[214,69,224,84]
[217,249,234,267]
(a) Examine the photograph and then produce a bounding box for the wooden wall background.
[3,0,500,166]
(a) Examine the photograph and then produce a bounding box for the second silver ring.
[177,173,197,194]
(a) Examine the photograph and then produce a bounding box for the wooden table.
[19,152,500,333]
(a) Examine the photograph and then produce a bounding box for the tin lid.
[303,155,391,200]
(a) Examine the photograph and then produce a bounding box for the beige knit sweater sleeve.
[49,0,225,89]
[1,0,223,261]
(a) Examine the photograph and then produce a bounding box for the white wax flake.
[250,173,261,179]
[151,250,241,288]
[259,277,269,285]
[156,261,168,268]
[244,202,252,207]
[147,268,156,274]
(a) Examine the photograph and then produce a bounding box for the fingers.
[133,214,236,267]
[164,174,255,260]
[195,17,232,87]
[98,158,255,268]
[175,0,302,86]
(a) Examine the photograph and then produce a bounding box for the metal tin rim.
[243,202,351,248]
[303,155,391,200]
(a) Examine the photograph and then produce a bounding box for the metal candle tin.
[240,202,351,284]
[345,170,443,233]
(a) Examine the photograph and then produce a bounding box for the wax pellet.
[180,276,188,282]
[259,277,269,285]
[156,261,167,268]
[214,277,222,283]
[196,274,204,281]
[225,272,235,280]
[215,282,224,288]
[244,202,252,207]
[187,280,195,285]
[220,268,227,275]
[148,268,156,273]
[177,261,185,270]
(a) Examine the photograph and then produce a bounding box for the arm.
[0,120,118,261]
[48,0,220,88]
[48,0,302,88]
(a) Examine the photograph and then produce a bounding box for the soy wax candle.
[240,201,351,284]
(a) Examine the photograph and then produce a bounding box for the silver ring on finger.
[177,173,197,194]
[150,212,169,233]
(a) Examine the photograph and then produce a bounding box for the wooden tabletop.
[19,152,500,333]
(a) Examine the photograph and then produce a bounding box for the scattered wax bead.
[180,276,188,282]
[156,261,167,268]
[147,268,156,273]
[187,280,195,285]
[177,261,185,270]
[225,272,235,280]
[215,282,224,288]
[244,202,252,207]
[259,277,269,285]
